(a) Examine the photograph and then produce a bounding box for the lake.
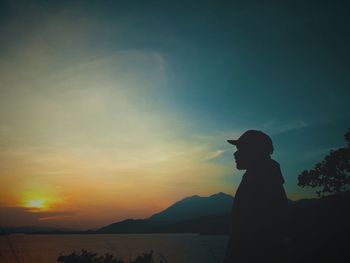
[0,234,228,263]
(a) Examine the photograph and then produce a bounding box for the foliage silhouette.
[57,250,123,263]
[298,129,350,196]
[57,250,167,263]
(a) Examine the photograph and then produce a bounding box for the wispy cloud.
[203,149,226,161]
[260,119,309,135]
[217,120,309,139]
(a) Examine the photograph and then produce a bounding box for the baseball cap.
[227,130,274,154]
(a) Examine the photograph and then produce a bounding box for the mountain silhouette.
[98,219,168,234]
[0,226,69,234]
[99,192,233,233]
[148,192,233,222]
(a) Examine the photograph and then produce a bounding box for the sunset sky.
[0,0,349,229]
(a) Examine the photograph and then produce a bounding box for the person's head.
[227,130,274,170]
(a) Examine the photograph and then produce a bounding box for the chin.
[235,161,247,170]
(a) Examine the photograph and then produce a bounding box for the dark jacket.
[224,159,288,263]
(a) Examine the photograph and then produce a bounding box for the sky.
[0,0,349,229]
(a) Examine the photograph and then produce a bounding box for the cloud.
[203,149,226,161]
[244,118,309,136]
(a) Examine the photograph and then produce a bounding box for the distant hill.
[98,192,233,234]
[160,212,232,234]
[98,213,232,234]
[0,226,69,234]
[98,219,168,233]
[148,192,233,222]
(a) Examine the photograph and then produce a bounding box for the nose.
[234,151,238,158]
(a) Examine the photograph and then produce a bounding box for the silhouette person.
[224,130,288,263]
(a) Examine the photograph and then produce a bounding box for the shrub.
[57,249,167,263]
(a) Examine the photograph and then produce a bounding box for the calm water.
[0,234,228,263]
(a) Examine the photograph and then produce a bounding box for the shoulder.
[269,159,280,169]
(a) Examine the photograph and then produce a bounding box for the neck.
[246,157,271,172]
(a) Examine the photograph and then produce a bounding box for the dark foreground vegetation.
[57,250,167,263]
[287,191,350,263]
[289,129,350,263]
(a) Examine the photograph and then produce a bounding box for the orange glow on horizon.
[19,186,64,212]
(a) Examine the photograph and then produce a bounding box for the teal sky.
[0,0,349,228]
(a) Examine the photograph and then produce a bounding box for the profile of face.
[234,146,251,170]
[233,144,269,170]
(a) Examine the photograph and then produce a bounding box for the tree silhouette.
[298,129,350,197]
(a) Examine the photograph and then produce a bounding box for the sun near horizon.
[19,189,64,212]
[25,199,48,210]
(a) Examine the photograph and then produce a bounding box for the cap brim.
[227,139,238,145]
